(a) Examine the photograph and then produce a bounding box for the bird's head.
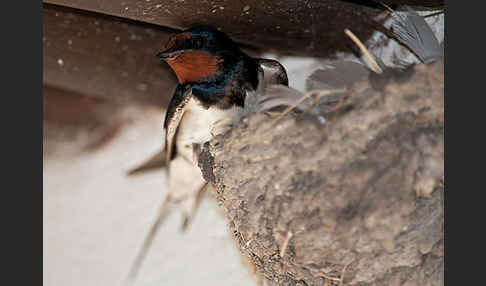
[157,26,239,84]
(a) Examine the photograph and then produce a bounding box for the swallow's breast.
[176,96,241,162]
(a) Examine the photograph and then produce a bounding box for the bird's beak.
[156,50,183,60]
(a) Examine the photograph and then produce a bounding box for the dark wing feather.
[386,5,442,64]
[125,85,192,176]
[124,85,192,285]
[163,84,193,170]
[255,58,289,87]
[254,58,302,112]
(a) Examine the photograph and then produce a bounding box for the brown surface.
[43,5,178,107]
[43,1,443,58]
[44,1,386,58]
[43,85,129,156]
[200,60,444,285]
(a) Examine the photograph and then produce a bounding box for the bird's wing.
[125,85,192,176]
[385,5,443,64]
[259,59,365,115]
[253,58,304,112]
[255,58,289,87]
[125,85,194,285]
[163,84,193,170]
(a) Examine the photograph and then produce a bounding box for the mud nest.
[199,60,444,286]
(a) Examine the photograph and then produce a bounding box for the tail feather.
[126,148,167,176]
[386,5,443,64]
[124,196,174,286]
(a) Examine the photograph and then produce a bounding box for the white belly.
[175,97,242,162]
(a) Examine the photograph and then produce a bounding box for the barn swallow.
[126,31,287,175]
[125,25,288,284]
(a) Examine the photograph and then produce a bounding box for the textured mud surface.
[200,60,444,285]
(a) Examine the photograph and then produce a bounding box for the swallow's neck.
[188,55,259,109]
